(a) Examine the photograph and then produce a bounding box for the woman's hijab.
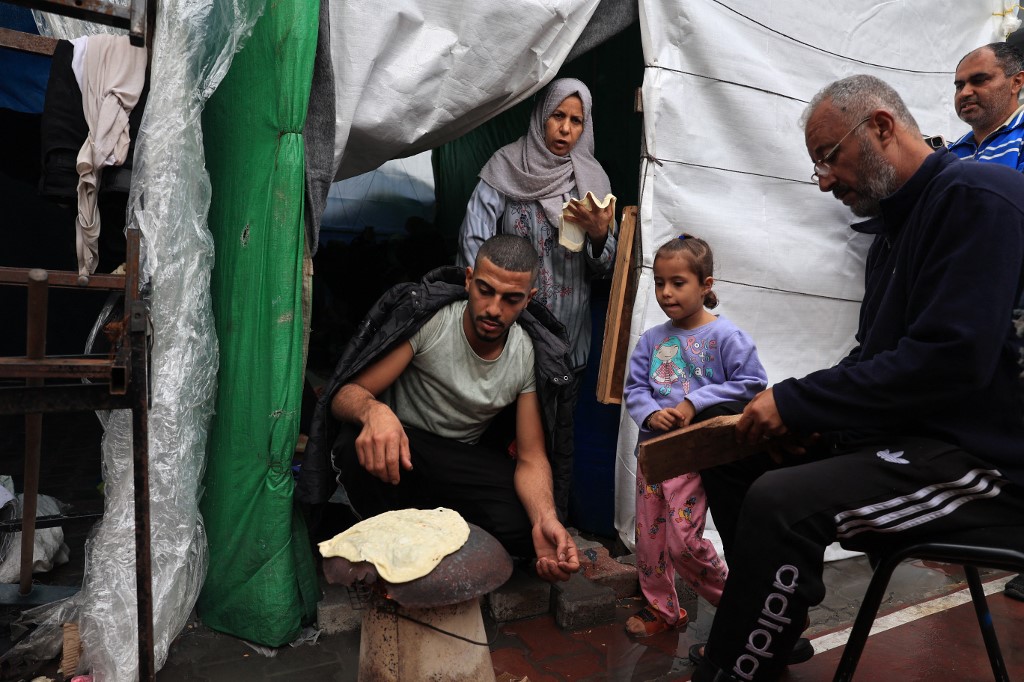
[479,77,611,224]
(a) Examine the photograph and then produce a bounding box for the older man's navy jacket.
[775,150,1024,487]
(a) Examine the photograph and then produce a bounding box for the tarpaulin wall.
[329,0,603,181]
[613,0,1011,552]
[198,0,320,646]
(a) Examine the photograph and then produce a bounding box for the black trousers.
[697,436,1024,682]
[337,425,534,557]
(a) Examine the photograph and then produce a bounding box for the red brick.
[539,649,607,679]
[502,615,591,660]
[490,647,560,682]
[583,553,638,599]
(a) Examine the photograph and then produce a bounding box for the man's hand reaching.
[533,517,580,582]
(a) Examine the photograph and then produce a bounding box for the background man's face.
[955,48,1022,135]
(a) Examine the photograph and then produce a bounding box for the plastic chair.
[834,530,1024,682]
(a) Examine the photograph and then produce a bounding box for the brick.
[502,616,590,661]
[577,544,609,571]
[491,647,560,682]
[539,648,606,679]
[488,568,552,622]
[583,552,638,599]
[551,574,616,631]
[316,584,364,634]
[572,536,605,554]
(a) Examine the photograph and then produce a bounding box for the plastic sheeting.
[0,0,265,678]
[329,0,602,180]
[198,0,320,647]
[321,152,436,241]
[613,0,1012,552]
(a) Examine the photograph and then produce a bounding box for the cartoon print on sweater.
[650,336,691,396]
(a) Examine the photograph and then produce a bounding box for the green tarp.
[198,0,320,646]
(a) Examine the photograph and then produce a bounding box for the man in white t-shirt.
[331,235,580,582]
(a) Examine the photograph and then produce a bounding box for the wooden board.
[0,27,57,56]
[637,414,762,484]
[595,205,638,404]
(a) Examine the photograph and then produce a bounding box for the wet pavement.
[157,557,1023,681]
[2,410,1023,681]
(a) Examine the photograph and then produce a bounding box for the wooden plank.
[595,205,638,404]
[0,267,126,290]
[637,414,762,484]
[0,27,57,56]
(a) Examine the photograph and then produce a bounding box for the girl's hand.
[673,399,697,427]
[648,408,685,431]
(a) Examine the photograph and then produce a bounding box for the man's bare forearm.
[513,455,558,526]
[332,383,386,424]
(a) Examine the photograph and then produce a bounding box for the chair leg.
[833,553,905,682]
[964,567,1009,682]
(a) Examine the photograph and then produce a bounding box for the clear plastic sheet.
[0,0,265,678]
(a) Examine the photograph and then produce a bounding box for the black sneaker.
[1005,574,1024,601]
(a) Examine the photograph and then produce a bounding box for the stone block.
[572,536,605,553]
[487,568,552,622]
[317,584,364,634]
[552,574,616,630]
[583,551,638,599]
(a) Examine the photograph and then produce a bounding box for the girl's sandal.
[625,605,688,638]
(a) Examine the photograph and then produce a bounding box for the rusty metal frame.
[0,225,155,681]
[0,0,155,47]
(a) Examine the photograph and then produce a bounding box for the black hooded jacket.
[297,266,574,506]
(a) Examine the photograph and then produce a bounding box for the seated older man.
[691,74,1024,681]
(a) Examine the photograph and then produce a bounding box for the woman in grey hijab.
[457,77,617,519]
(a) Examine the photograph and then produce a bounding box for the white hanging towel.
[74,35,147,278]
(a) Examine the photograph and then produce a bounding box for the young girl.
[623,234,768,636]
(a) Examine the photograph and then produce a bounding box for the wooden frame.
[595,205,638,404]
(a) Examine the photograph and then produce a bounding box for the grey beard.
[849,136,900,217]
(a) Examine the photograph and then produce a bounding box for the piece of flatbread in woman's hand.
[559,191,617,252]
[318,507,470,583]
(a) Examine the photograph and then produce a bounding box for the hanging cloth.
[75,35,146,277]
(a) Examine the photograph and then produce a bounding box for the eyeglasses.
[811,115,871,183]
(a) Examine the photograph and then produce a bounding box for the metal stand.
[0,225,155,680]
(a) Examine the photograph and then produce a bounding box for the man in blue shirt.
[949,42,1024,602]
[948,42,1024,169]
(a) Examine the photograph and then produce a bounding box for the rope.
[707,0,953,75]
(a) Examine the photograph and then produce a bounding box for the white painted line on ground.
[810,575,1014,654]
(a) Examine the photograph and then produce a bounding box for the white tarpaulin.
[613,0,1012,552]
[329,0,601,180]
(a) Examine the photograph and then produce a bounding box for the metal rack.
[0,3,156,677]
[0,0,154,49]
[0,229,156,680]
